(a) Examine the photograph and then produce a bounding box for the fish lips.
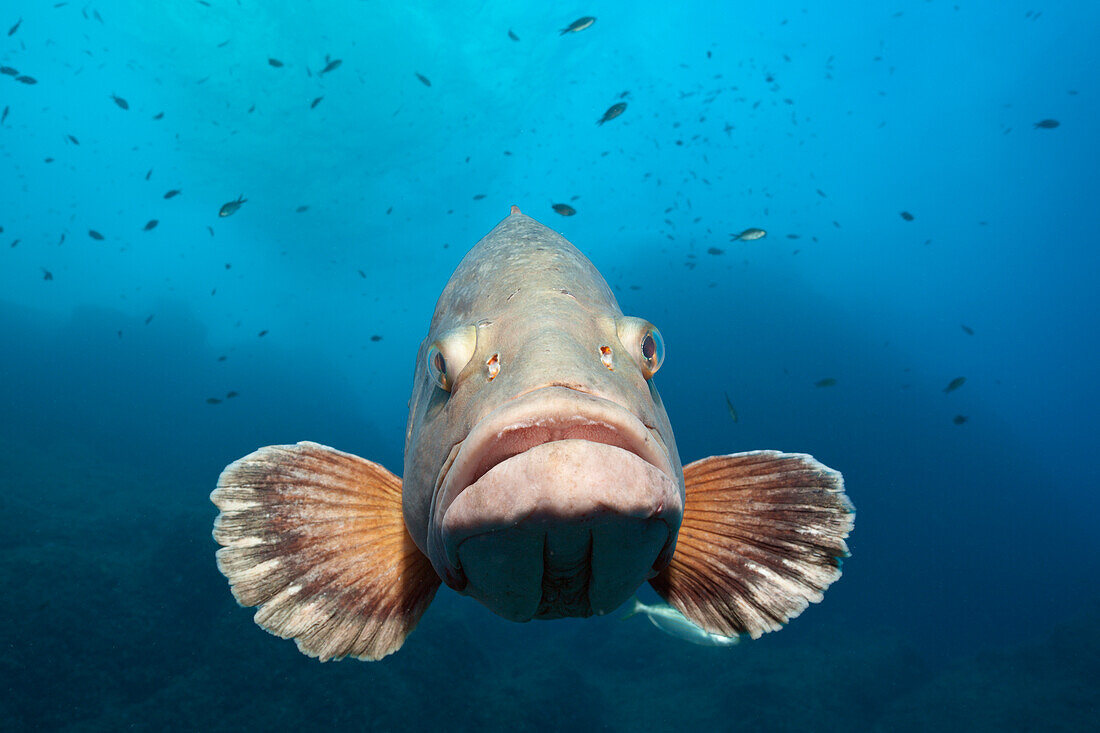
[427,387,682,619]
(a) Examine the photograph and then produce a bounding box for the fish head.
[402,211,683,622]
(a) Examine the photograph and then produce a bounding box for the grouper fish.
[211,206,854,661]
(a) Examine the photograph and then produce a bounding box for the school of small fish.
[0,8,1039,427]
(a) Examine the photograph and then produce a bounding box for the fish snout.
[436,439,682,621]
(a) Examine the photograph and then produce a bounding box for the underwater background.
[2,1,1098,730]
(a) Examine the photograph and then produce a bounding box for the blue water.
[2,1,1097,730]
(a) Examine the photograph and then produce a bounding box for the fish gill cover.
[0,1,1098,730]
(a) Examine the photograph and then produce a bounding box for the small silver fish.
[598,102,626,126]
[219,195,247,217]
[730,228,767,241]
[624,598,740,647]
[560,16,596,35]
[724,392,738,422]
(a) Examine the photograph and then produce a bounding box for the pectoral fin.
[650,451,854,639]
[211,441,440,661]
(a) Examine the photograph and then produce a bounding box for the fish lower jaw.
[434,439,682,622]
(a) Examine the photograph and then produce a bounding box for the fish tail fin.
[620,596,644,620]
[650,451,854,639]
[211,441,440,661]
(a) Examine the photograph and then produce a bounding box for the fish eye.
[616,317,665,379]
[425,325,478,392]
[426,344,449,390]
[639,327,664,377]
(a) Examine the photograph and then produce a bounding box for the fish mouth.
[427,386,682,621]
